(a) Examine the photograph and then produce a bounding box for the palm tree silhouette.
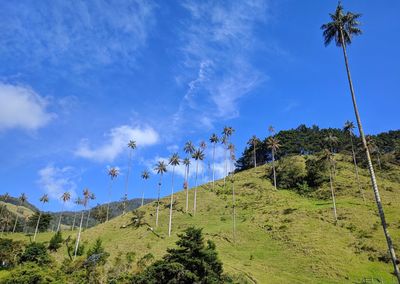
[192,148,205,215]
[322,3,400,279]
[71,197,81,231]
[85,193,96,229]
[168,153,180,236]
[155,161,167,227]
[222,126,234,187]
[182,157,191,213]
[12,193,27,233]
[228,143,236,243]
[248,135,260,168]
[209,133,219,189]
[344,120,365,203]
[267,137,281,190]
[106,167,119,222]
[124,140,136,214]
[141,170,150,207]
[34,194,49,241]
[57,191,71,232]
[74,188,91,259]
[322,149,338,224]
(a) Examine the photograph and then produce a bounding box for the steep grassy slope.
[5,156,400,283]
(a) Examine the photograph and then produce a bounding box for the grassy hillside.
[0,201,34,218]
[5,155,400,283]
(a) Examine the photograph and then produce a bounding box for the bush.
[48,231,63,252]
[0,238,24,268]
[273,156,307,189]
[305,155,329,187]
[86,238,109,266]
[20,242,51,265]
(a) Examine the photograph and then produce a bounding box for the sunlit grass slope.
[6,155,400,283]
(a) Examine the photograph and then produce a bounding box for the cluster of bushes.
[270,154,330,194]
[0,226,238,283]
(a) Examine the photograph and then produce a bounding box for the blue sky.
[0,0,399,211]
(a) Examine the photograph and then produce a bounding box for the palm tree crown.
[169,153,180,167]
[222,126,234,138]
[128,140,137,150]
[209,133,219,144]
[321,3,362,47]
[108,167,119,180]
[155,161,167,175]
[248,135,259,147]
[199,141,207,150]
[192,149,205,161]
[267,137,281,151]
[343,120,355,134]
[183,157,191,167]
[40,194,49,204]
[61,192,71,203]
[184,141,195,155]
[141,170,150,180]
[19,193,27,203]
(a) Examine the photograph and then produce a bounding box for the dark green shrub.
[20,242,51,265]
[305,155,329,187]
[0,238,24,268]
[273,156,307,189]
[48,231,63,252]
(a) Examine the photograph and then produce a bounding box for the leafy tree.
[132,227,224,283]
[0,238,24,268]
[3,262,62,284]
[86,238,109,266]
[305,155,329,187]
[48,231,63,252]
[28,212,52,234]
[20,242,51,265]
[322,3,400,279]
[274,156,306,189]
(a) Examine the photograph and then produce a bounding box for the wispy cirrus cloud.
[172,0,268,130]
[0,0,156,71]
[0,83,54,131]
[75,125,159,162]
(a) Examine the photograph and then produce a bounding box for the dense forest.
[236,124,400,171]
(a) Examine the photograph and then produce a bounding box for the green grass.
[4,156,400,283]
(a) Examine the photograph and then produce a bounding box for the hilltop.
[3,154,400,283]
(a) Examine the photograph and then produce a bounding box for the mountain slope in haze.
[6,155,400,283]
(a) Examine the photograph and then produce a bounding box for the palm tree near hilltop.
[322,149,338,224]
[222,126,234,187]
[343,120,365,203]
[34,194,49,241]
[155,161,167,227]
[209,133,219,189]
[124,140,136,214]
[322,3,400,280]
[248,135,260,168]
[0,193,10,218]
[267,137,280,190]
[182,158,191,213]
[74,188,91,259]
[57,191,71,232]
[183,141,195,212]
[228,143,237,243]
[12,193,27,233]
[141,170,150,207]
[168,153,180,236]
[85,193,96,229]
[71,197,81,231]
[106,167,119,222]
[192,148,205,215]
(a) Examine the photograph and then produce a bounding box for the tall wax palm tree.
[155,161,167,227]
[106,167,119,222]
[13,193,27,233]
[168,153,180,236]
[85,193,96,229]
[267,137,281,190]
[322,4,400,280]
[141,170,150,207]
[57,192,71,232]
[183,158,191,213]
[183,141,195,212]
[248,135,260,168]
[222,126,234,186]
[322,149,338,224]
[71,198,81,231]
[324,134,339,175]
[209,133,219,189]
[268,125,275,136]
[344,121,365,203]
[228,143,236,243]
[199,141,207,181]
[34,194,49,241]
[192,148,205,215]
[124,140,136,214]
[74,188,91,259]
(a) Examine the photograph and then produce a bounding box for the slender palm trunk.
[155,175,162,227]
[123,150,133,214]
[193,160,199,215]
[141,191,144,207]
[231,165,236,243]
[185,164,189,213]
[85,208,91,229]
[106,180,113,222]
[253,143,256,168]
[71,212,77,231]
[33,205,43,241]
[271,149,277,190]
[57,203,65,232]
[168,167,175,237]
[74,210,85,259]
[212,144,216,189]
[340,29,400,282]
[223,147,228,187]
[12,201,22,233]
[328,162,338,223]
[350,134,365,203]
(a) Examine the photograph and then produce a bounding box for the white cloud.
[0,83,54,131]
[75,125,159,162]
[38,165,78,208]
